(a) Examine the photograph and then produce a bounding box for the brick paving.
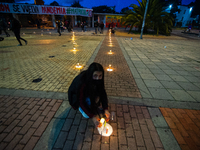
[94,34,141,98]
[160,107,200,150]
[51,104,163,150]
[0,95,62,150]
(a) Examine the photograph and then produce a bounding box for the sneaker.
[17,44,22,46]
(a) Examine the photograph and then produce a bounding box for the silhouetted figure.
[57,20,61,36]
[81,22,84,32]
[94,21,98,34]
[0,18,10,37]
[11,17,27,46]
[100,22,104,34]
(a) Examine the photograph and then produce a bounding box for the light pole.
[140,0,149,39]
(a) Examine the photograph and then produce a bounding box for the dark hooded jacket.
[68,71,108,118]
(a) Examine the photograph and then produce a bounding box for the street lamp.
[140,0,149,39]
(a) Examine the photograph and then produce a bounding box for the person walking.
[81,22,84,32]
[0,30,4,41]
[57,20,61,36]
[100,22,104,34]
[11,17,27,46]
[68,62,110,127]
[0,18,10,37]
[94,21,98,34]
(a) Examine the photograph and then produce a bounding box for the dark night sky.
[15,0,196,12]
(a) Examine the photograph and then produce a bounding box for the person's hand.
[92,116,100,127]
[105,110,110,119]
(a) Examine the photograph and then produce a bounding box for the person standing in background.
[100,22,104,34]
[0,18,10,37]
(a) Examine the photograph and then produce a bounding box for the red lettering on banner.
[47,7,51,13]
[56,7,59,14]
[0,3,10,12]
[63,8,66,14]
[42,7,46,13]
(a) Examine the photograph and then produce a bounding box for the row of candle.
[107,29,113,72]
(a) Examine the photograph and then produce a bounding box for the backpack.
[68,72,85,110]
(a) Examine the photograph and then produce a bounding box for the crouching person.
[68,62,110,127]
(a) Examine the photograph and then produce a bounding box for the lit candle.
[76,63,82,69]
[108,50,112,54]
[107,65,113,71]
[100,118,105,124]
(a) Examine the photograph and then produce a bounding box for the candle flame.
[76,63,82,69]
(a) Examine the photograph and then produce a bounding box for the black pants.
[101,28,103,34]
[3,29,10,36]
[57,28,61,36]
[14,29,26,45]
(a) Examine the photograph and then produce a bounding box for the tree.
[34,0,44,5]
[191,0,200,17]
[92,5,116,13]
[191,0,200,28]
[163,0,181,25]
[123,0,173,36]
[0,0,15,2]
[50,1,59,6]
[120,7,130,14]
[71,1,83,8]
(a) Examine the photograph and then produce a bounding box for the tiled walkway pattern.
[160,107,200,150]
[0,34,102,93]
[94,35,141,98]
[52,104,163,150]
[0,95,62,150]
[118,38,200,102]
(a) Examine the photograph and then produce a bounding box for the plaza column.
[52,15,56,28]
[88,17,91,27]
[103,15,106,26]
[98,15,100,23]
[71,15,74,27]
[75,15,77,26]
[92,14,94,27]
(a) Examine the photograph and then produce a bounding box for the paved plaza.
[0,28,200,150]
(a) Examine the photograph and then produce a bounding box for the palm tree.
[123,0,173,36]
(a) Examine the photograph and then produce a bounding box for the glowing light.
[107,64,113,71]
[108,50,113,54]
[76,63,82,69]
[190,7,192,11]
[100,118,105,124]
[97,118,113,136]
[169,5,172,9]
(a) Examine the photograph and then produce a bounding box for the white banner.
[0,3,92,17]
